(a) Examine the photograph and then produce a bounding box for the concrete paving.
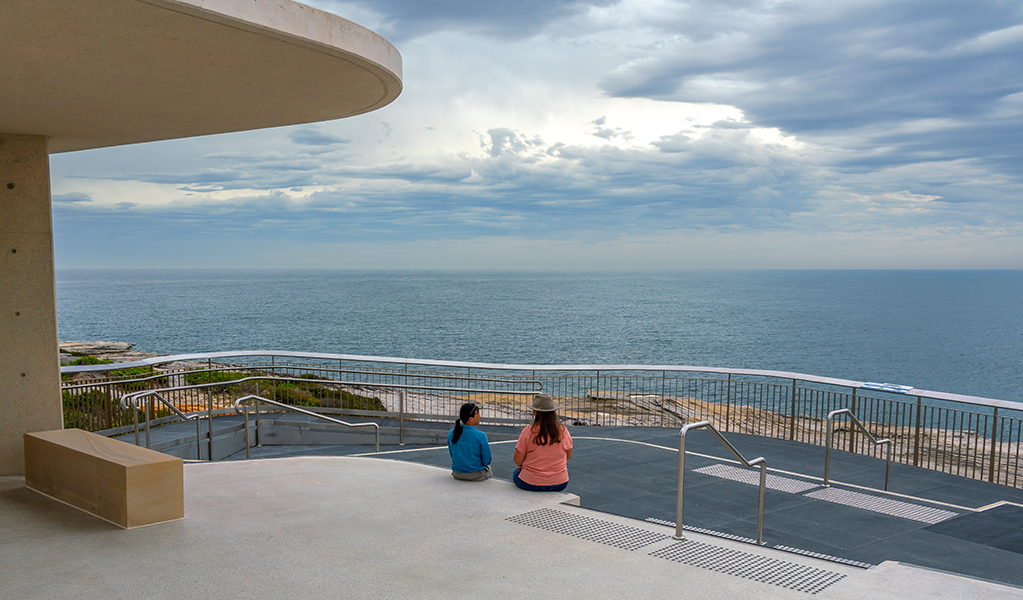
[2,456,1022,599]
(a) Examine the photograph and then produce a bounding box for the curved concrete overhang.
[0,0,403,153]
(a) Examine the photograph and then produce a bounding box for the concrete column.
[0,134,62,476]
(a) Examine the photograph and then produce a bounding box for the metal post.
[756,462,766,544]
[244,403,251,459]
[884,440,892,491]
[255,382,261,446]
[725,374,732,433]
[849,388,857,453]
[195,416,201,460]
[133,398,140,446]
[913,396,922,467]
[789,379,797,441]
[399,389,406,446]
[989,407,999,483]
[145,396,152,449]
[207,358,213,461]
[675,427,688,540]
[823,415,834,487]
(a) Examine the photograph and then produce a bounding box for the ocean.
[55,269,1023,402]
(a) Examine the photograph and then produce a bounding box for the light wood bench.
[24,429,183,528]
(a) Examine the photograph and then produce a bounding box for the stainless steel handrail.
[824,408,893,491]
[133,391,204,460]
[234,394,380,455]
[121,375,542,455]
[62,348,1023,412]
[676,421,767,545]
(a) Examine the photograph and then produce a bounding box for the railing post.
[989,407,999,483]
[145,396,153,449]
[756,463,766,544]
[913,396,922,467]
[660,371,666,428]
[789,379,797,441]
[255,382,261,447]
[243,403,251,459]
[106,386,113,430]
[675,426,688,540]
[849,388,857,453]
[725,374,732,433]
[823,413,834,487]
[207,358,214,461]
[399,389,406,446]
[132,397,140,446]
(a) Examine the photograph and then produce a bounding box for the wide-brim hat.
[530,394,559,412]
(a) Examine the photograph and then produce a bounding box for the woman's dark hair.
[451,403,479,444]
[530,410,562,446]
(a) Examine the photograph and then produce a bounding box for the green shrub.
[68,355,113,366]
[184,370,259,386]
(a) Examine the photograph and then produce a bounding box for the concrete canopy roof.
[0,0,402,153]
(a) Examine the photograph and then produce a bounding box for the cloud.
[288,127,352,147]
[47,0,1023,269]
[52,192,92,204]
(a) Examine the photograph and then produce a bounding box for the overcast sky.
[50,0,1023,269]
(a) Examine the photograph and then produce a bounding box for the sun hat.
[530,394,559,412]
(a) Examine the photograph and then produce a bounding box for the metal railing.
[234,394,380,455]
[824,409,893,491]
[119,374,542,457]
[676,421,767,545]
[62,349,1023,489]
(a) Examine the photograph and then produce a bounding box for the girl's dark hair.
[451,403,479,444]
[530,410,562,446]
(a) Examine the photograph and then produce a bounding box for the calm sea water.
[55,270,1023,402]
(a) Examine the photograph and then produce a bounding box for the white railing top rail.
[61,348,1023,412]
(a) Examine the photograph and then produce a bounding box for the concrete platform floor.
[2,456,1022,599]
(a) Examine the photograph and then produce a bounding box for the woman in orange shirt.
[513,394,573,492]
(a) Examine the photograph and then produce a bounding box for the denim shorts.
[513,468,568,492]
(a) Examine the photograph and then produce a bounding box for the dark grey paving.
[925,504,1023,554]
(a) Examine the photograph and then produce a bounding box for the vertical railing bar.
[725,373,732,434]
[789,379,797,441]
[207,358,214,461]
[849,388,857,453]
[988,408,999,483]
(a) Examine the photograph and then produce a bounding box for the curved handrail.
[677,421,767,545]
[234,394,380,453]
[119,374,542,456]
[135,391,204,459]
[63,348,1023,412]
[118,375,540,411]
[824,409,893,491]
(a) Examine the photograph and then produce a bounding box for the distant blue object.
[448,425,492,474]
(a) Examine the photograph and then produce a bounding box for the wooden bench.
[24,429,183,528]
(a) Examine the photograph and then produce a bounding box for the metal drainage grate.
[695,464,820,494]
[773,546,874,569]
[650,540,846,594]
[644,518,759,545]
[804,487,957,524]
[507,508,668,550]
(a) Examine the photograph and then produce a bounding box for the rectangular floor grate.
[507,508,669,550]
[651,540,846,594]
[804,487,957,524]
[644,517,760,545]
[695,464,820,493]
[773,545,874,569]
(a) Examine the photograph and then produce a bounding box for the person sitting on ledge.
[448,402,493,481]
[513,394,573,492]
